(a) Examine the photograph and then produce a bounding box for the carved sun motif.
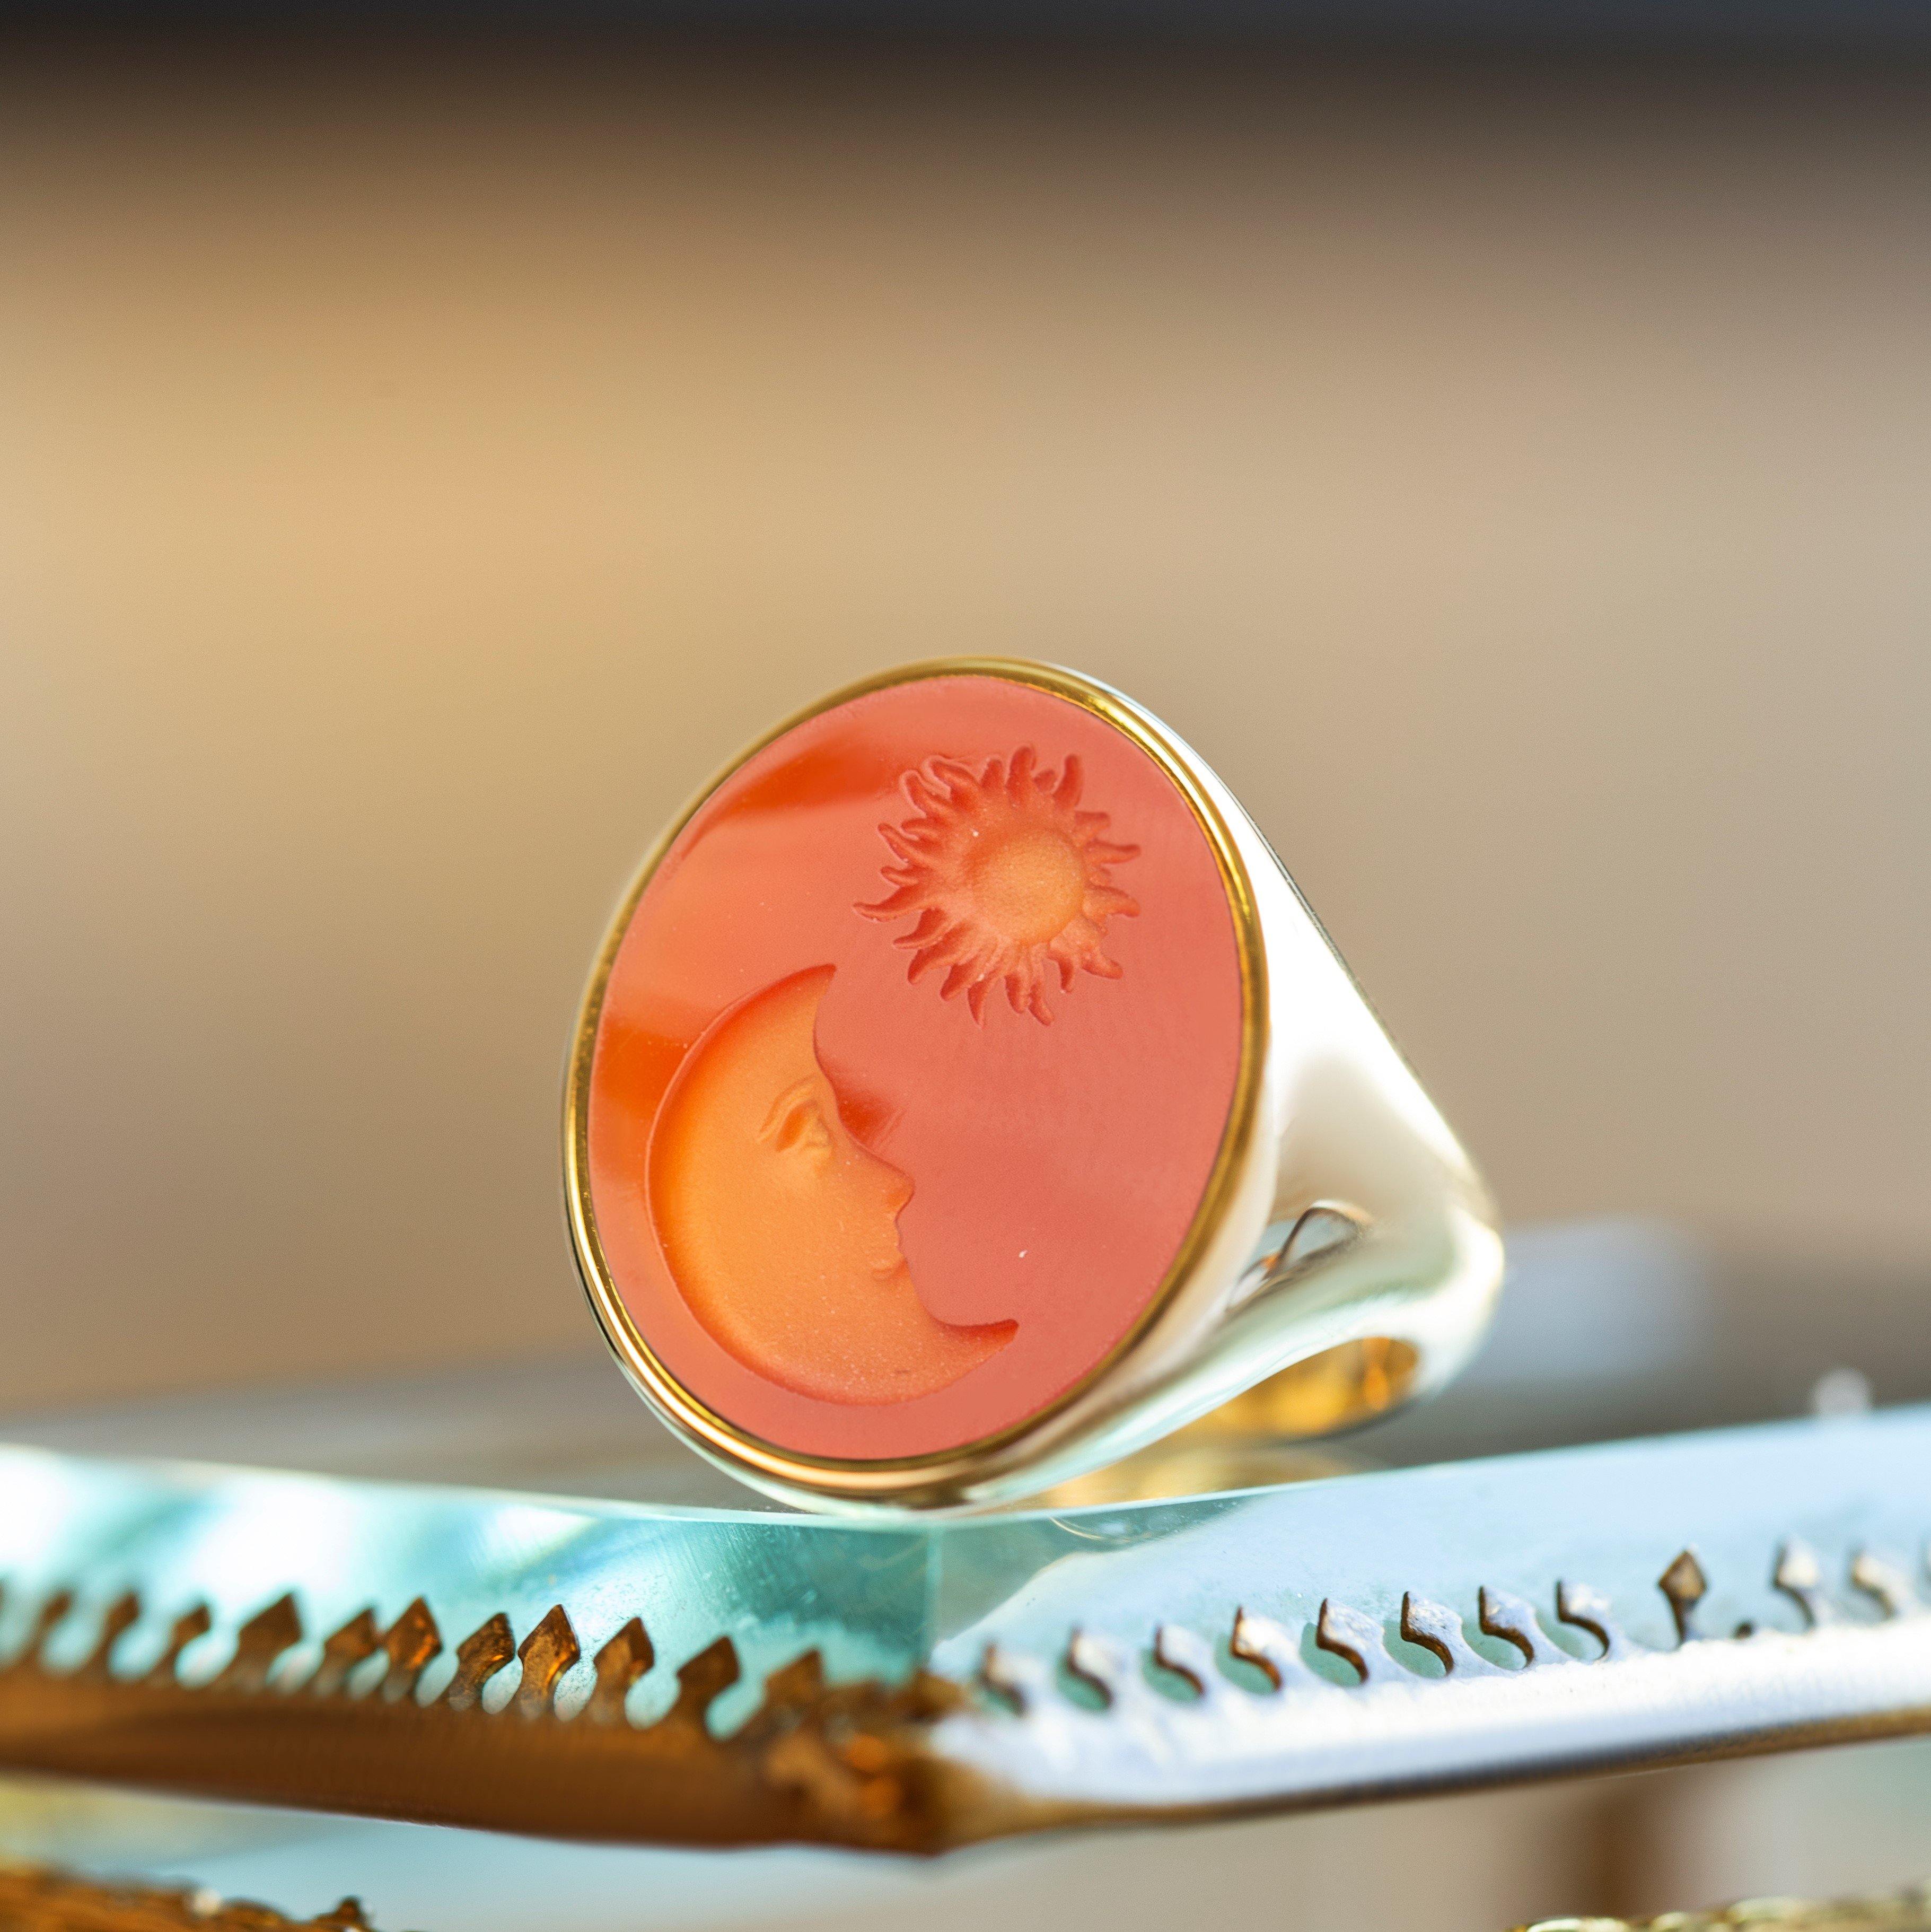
[857,747,1140,1024]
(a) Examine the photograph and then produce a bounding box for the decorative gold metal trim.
[0,1583,968,1854]
[561,657,1270,1510]
[0,1861,384,1931]
[6,1540,1931,1856]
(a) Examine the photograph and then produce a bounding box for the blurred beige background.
[2,42,1928,1413]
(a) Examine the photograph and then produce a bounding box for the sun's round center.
[968,826,1089,948]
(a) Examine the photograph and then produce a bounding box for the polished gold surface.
[1024,1336,1412,1506]
[1203,1335,1421,1438]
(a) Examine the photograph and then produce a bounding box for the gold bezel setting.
[564,658,1267,1510]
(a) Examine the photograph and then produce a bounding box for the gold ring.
[565,659,1501,1512]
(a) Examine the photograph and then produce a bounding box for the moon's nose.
[873,1172,914,1274]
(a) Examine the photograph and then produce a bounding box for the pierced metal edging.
[3,1536,1929,1850]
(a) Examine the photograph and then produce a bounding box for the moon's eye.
[856,747,1140,1025]
[759,1080,833,1157]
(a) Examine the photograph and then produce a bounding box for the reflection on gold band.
[1025,1339,1417,1508]
[1197,1337,1420,1440]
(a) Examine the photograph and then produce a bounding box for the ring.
[565,659,1502,1512]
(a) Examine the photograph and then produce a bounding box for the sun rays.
[857,747,1140,1024]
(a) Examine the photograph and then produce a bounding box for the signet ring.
[565,659,1502,1513]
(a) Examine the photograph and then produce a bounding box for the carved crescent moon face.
[648,966,1014,1405]
[581,669,1244,1462]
